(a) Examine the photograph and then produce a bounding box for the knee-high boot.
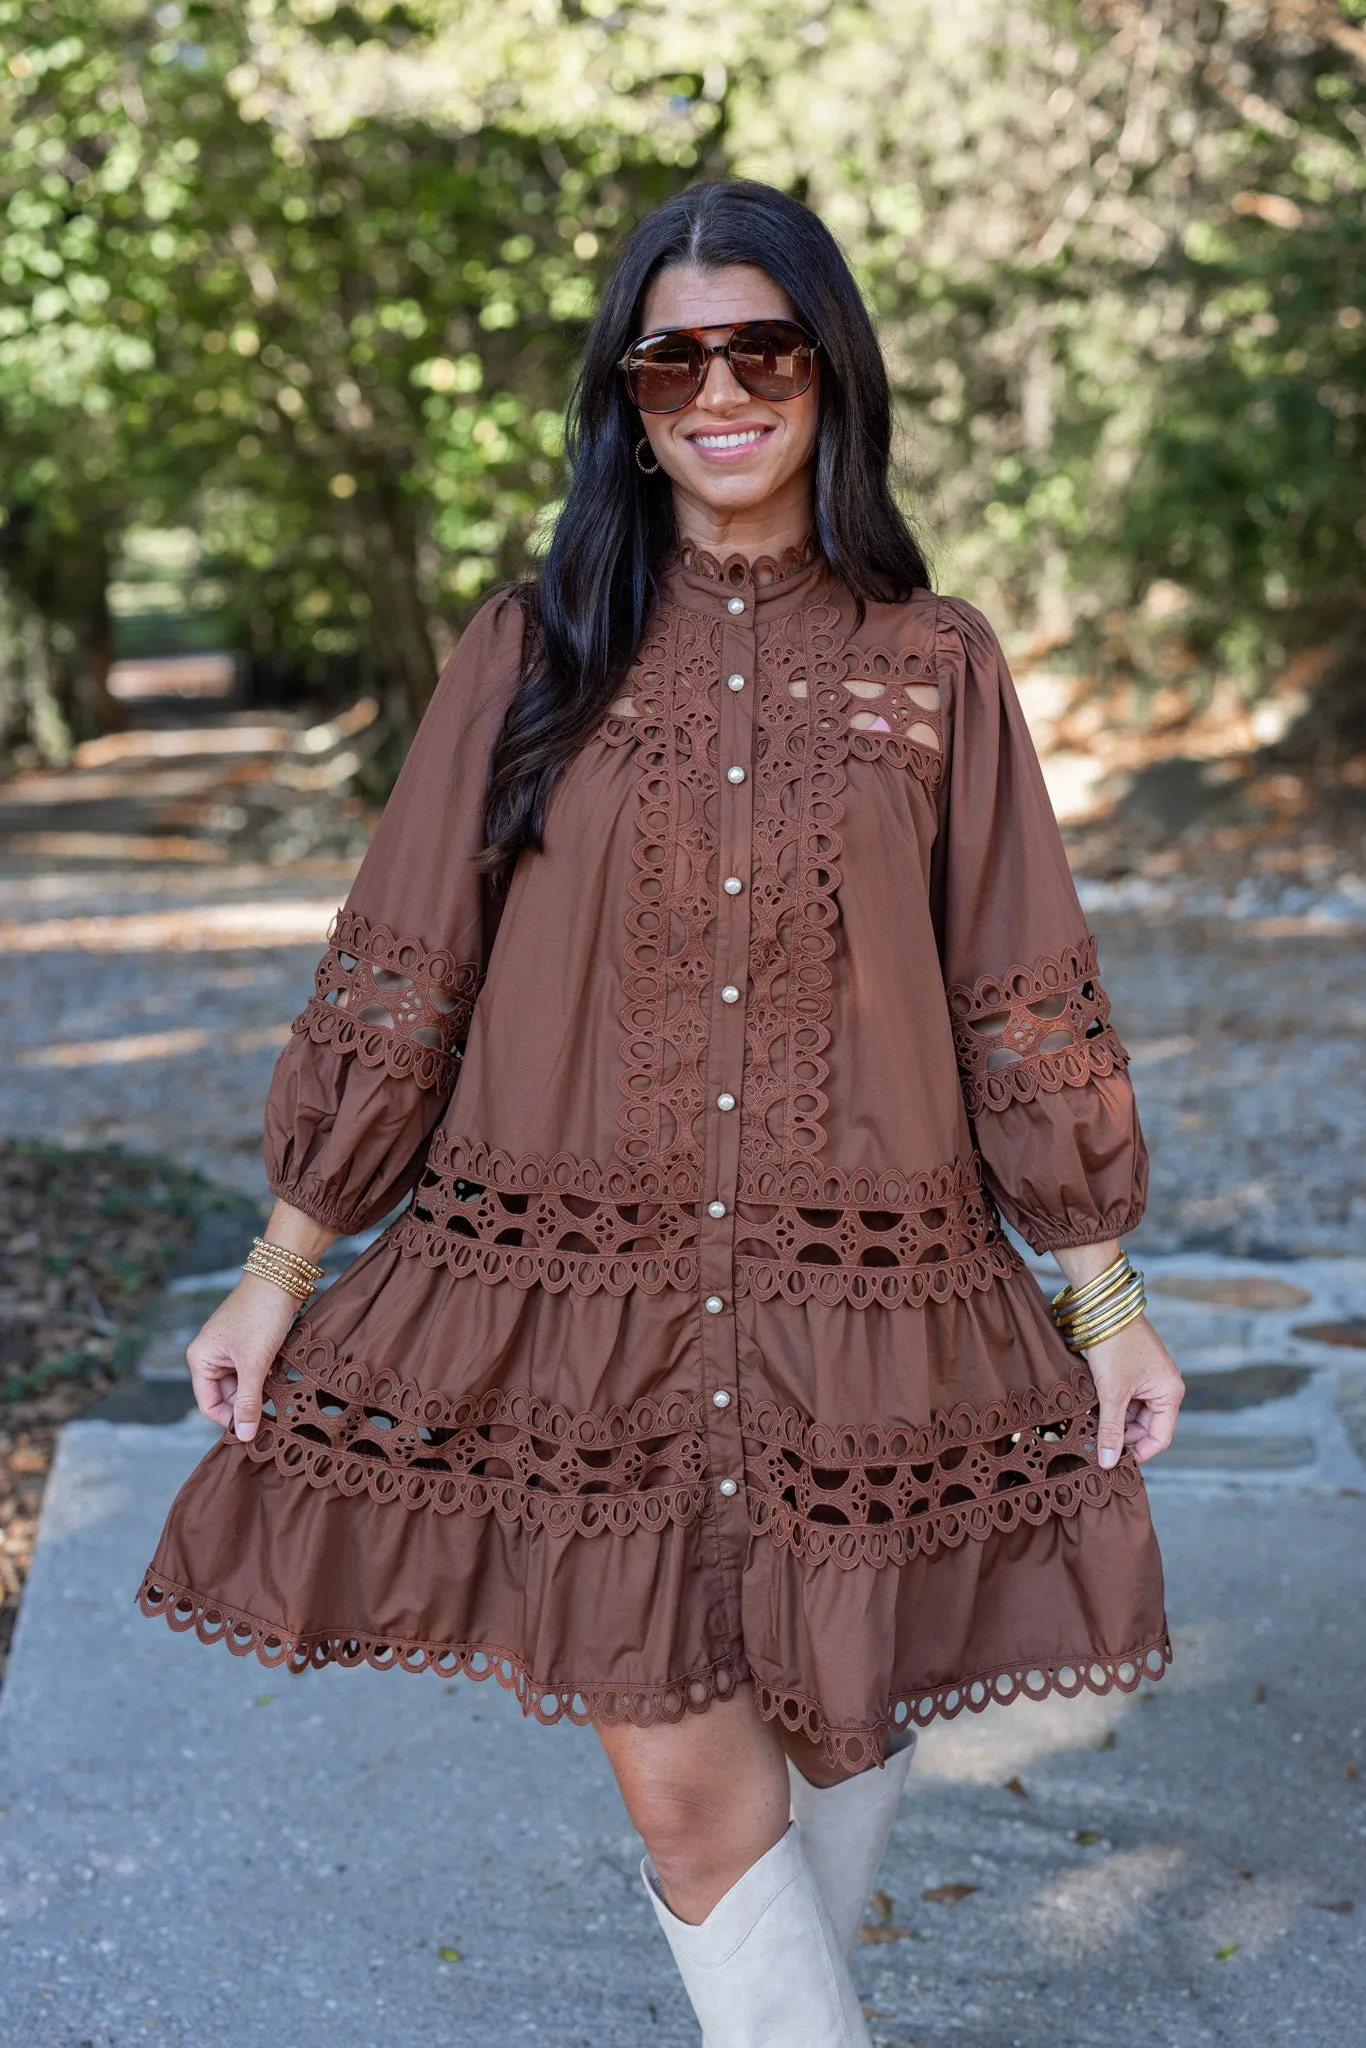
[641,1822,872,2047]
[786,1731,917,1959]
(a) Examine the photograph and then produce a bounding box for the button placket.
[698,577,757,1549]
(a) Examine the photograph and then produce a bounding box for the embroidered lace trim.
[744,1365,1140,1570]
[745,602,849,1173]
[397,1131,702,1295]
[245,1324,710,1534]
[754,1632,1173,1774]
[396,1136,1018,1308]
[949,934,1130,1116]
[136,1571,1170,1770]
[733,1154,1020,1309]
[294,909,482,1093]
[676,533,819,587]
[616,606,723,1179]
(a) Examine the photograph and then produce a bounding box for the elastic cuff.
[266,1180,360,1236]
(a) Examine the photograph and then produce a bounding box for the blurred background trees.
[1,0,1362,764]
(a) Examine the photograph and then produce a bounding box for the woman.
[142,180,1183,2044]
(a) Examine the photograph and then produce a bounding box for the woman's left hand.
[1084,1314,1185,1468]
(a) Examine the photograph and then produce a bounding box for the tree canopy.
[2,0,1362,758]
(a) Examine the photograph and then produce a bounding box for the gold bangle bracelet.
[1059,1278,1146,1336]
[1052,1253,1133,1318]
[1064,1294,1146,1343]
[1057,1273,1145,1327]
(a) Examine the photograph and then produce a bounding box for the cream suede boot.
[641,1822,872,2047]
[786,1731,917,1959]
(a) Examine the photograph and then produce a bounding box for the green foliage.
[1,0,1362,756]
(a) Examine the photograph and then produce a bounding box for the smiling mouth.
[688,426,773,451]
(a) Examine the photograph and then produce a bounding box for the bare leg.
[595,1682,792,1923]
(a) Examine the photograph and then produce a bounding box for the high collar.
[658,528,833,615]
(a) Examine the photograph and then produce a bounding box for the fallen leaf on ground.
[1238,1868,1254,1879]
[1345,1763,1359,1780]
[1214,1944,1238,1961]
[859,1922,918,1943]
[1075,1830,1105,1847]
[438,1944,463,1962]
[1002,1775,1028,1797]
[1093,1729,1117,1750]
[921,1883,979,1904]
[1313,1900,1354,1914]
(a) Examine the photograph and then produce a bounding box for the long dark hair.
[478,178,931,890]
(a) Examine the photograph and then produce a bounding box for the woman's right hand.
[186,1274,301,1442]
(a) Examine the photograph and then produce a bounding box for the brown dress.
[139,535,1169,1769]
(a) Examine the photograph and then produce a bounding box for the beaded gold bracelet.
[242,1236,325,1307]
[1051,1251,1147,1354]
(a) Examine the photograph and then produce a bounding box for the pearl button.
[719,1478,739,1496]
[705,1294,724,1314]
[727,597,745,614]
[724,876,743,895]
[716,1092,735,1111]
[726,765,746,785]
[727,673,745,691]
[708,1199,727,1218]
[712,1389,732,1408]
[721,984,740,1004]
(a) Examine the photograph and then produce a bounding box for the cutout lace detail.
[616,608,724,1179]
[398,1136,1016,1309]
[743,602,849,1174]
[395,1132,701,1296]
[744,1365,1140,1570]
[949,935,1130,1115]
[676,533,819,587]
[245,1324,711,1534]
[733,1153,1019,1308]
[295,909,481,1092]
[754,1632,1172,1774]
[839,643,944,789]
[137,1570,1169,1771]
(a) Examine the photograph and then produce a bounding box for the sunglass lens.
[629,334,704,412]
[729,322,813,401]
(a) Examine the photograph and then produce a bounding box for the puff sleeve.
[929,596,1148,1252]
[262,591,525,1235]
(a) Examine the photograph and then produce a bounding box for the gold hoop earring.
[635,437,661,476]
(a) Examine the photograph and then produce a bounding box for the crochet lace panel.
[744,1364,1142,1571]
[731,1154,1020,1308]
[137,1572,1170,1772]
[607,597,948,1193]
[243,1324,711,1536]
[615,606,724,1181]
[394,1133,1019,1309]
[224,1326,1122,1580]
[294,908,482,1093]
[948,934,1130,1116]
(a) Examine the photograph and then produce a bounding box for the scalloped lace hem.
[135,1569,1170,1769]
[754,1629,1173,1772]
